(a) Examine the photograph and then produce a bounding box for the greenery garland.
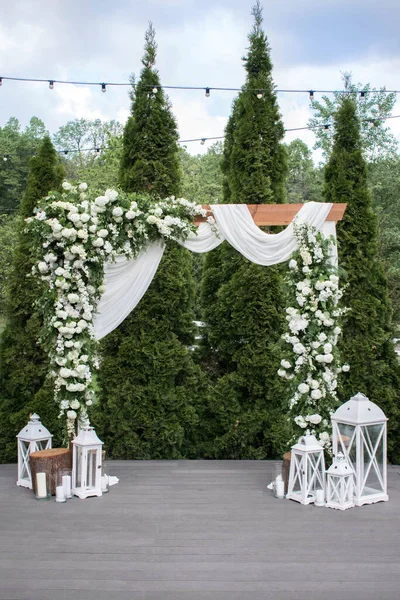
[27,182,211,438]
[279,221,349,450]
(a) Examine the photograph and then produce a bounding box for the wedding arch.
[27,183,346,439]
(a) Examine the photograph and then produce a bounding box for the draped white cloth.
[93,202,336,340]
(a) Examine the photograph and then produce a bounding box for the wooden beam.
[194,203,347,226]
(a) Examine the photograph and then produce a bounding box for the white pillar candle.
[56,485,66,503]
[275,480,285,499]
[315,489,325,506]
[62,475,72,499]
[101,475,109,493]
[36,472,47,498]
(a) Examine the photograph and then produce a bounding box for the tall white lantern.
[286,431,325,505]
[331,392,388,506]
[17,414,52,488]
[326,452,355,510]
[72,425,103,499]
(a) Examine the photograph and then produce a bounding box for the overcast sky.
[1,0,400,157]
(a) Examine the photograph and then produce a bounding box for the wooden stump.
[282,451,291,494]
[30,448,72,496]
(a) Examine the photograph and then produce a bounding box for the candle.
[275,480,285,499]
[56,485,66,503]
[36,472,47,498]
[315,489,325,506]
[101,475,109,493]
[62,475,72,499]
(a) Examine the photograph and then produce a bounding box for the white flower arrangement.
[278,220,349,452]
[27,182,212,438]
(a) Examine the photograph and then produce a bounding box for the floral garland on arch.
[278,221,349,452]
[27,182,214,438]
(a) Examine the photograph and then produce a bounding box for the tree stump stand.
[282,451,291,494]
[30,448,72,496]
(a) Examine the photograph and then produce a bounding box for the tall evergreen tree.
[324,97,400,462]
[95,24,206,459]
[199,3,289,459]
[0,136,65,462]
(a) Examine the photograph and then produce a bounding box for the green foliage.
[95,23,205,458]
[309,73,398,161]
[0,117,48,214]
[368,157,400,329]
[199,2,289,458]
[0,136,65,463]
[324,97,400,462]
[286,139,323,204]
[180,142,224,204]
[0,215,18,313]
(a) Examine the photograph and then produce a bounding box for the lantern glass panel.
[36,440,48,451]
[20,441,30,479]
[337,422,356,455]
[360,424,385,494]
[76,446,83,488]
[329,476,341,503]
[87,449,97,489]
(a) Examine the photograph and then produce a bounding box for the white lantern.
[16,414,52,488]
[286,431,325,505]
[71,424,103,499]
[326,452,355,510]
[331,392,388,506]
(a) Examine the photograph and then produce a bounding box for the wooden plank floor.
[0,460,400,600]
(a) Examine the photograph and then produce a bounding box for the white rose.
[78,320,88,330]
[289,259,297,270]
[79,183,88,191]
[98,285,106,294]
[309,414,322,425]
[66,410,77,420]
[68,213,80,223]
[86,399,93,407]
[112,207,123,217]
[318,333,327,342]
[67,293,80,304]
[310,380,320,389]
[319,431,330,442]
[52,223,63,233]
[298,383,310,394]
[95,196,108,207]
[81,213,90,223]
[293,343,306,354]
[342,364,350,372]
[315,354,325,363]
[105,189,118,201]
[38,262,49,273]
[59,367,72,378]
[93,237,104,247]
[311,389,322,400]
[147,215,158,224]
[330,275,339,284]
[323,343,333,354]
[97,229,109,238]
[62,181,73,191]
[278,369,287,378]
[323,354,333,363]
[125,211,136,220]
[87,285,96,295]
[55,357,67,366]
[281,360,291,369]
[311,341,320,349]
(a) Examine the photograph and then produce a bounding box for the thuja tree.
[94,23,207,459]
[324,97,400,462]
[0,136,65,462]
[199,2,290,459]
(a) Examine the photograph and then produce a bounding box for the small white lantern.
[17,414,52,488]
[326,452,355,510]
[331,392,388,506]
[286,431,325,505]
[71,424,103,499]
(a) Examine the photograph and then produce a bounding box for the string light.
[360,91,366,100]
[256,91,263,99]
[49,80,54,90]
[200,138,206,145]
[1,76,400,96]
[205,87,210,97]
[3,154,9,161]
[152,86,158,93]
[309,90,314,100]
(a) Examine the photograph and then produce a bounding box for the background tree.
[0,136,65,463]
[199,2,290,459]
[94,23,207,459]
[286,139,323,204]
[324,96,400,462]
[309,73,398,160]
[0,117,47,214]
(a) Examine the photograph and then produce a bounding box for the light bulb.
[64,150,69,155]
[256,91,263,99]
[360,91,365,100]
[101,83,106,93]
[152,86,158,93]
[201,138,206,145]
[309,90,314,100]
[0,78,3,87]
[49,80,54,90]
[96,148,101,154]
[3,154,8,161]
[205,87,210,97]
[324,124,330,130]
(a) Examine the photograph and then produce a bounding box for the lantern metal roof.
[16,414,52,441]
[331,392,387,425]
[326,452,354,476]
[291,431,323,453]
[72,425,103,447]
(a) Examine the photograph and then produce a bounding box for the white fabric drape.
[93,202,336,340]
[93,240,165,340]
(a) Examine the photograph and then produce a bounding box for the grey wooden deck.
[0,460,400,600]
